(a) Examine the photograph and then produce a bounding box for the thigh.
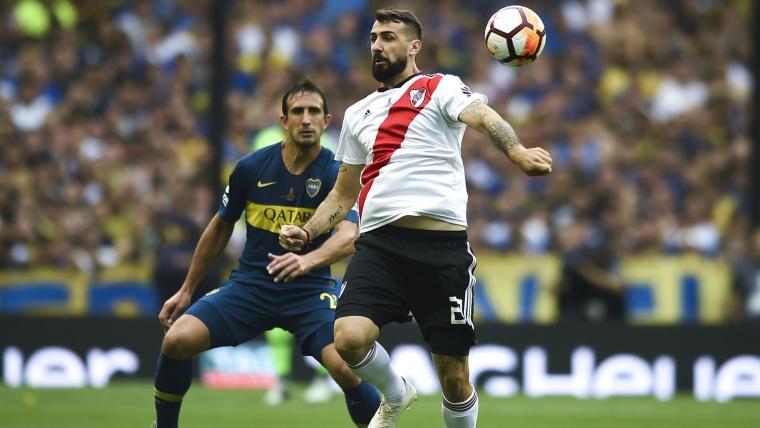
[185,280,277,347]
[410,239,477,357]
[277,285,339,359]
[335,233,412,327]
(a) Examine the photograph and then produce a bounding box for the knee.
[162,329,198,360]
[334,324,373,364]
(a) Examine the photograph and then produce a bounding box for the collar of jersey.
[376,72,424,92]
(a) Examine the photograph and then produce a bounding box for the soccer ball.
[484,5,546,67]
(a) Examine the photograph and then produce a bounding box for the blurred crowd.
[0,0,756,321]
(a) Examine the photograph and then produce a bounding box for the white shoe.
[368,377,417,428]
[264,382,290,406]
[303,376,336,404]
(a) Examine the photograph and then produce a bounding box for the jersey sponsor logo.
[245,201,315,233]
[461,85,472,96]
[257,180,277,188]
[409,88,427,108]
[305,178,321,198]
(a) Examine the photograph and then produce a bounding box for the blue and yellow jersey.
[218,142,358,287]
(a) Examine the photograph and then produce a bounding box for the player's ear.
[323,113,332,129]
[408,39,421,56]
[279,113,288,129]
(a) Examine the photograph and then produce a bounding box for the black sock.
[154,353,192,428]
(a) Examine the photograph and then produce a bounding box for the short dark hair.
[376,8,422,41]
[281,78,329,116]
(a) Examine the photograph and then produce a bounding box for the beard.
[371,54,407,82]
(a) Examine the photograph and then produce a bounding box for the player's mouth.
[299,130,315,137]
[373,55,389,65]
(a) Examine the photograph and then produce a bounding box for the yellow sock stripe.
[154,387,184,403]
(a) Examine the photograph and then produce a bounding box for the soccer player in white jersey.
[280,8,552,428]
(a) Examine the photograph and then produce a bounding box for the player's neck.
[281,140,320,175]
[382,63,420,89]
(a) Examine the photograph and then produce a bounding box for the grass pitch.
[1,381,757,428]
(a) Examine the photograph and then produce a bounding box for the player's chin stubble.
[372,55,407,82]
[293,136,318,148]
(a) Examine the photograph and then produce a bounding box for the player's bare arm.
[158,213,234,330]
[267,219,358,283]
[459,100,552,176]
[279,163,364,252]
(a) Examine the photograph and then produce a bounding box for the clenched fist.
[510,146,553,176]
[279,224,308,252]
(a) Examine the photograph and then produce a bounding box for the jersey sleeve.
[343,202,360,225]
[437,74,488,123]
[217,161,246,223]
[334,112,367,165]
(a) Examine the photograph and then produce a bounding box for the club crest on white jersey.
[409,88,427,108]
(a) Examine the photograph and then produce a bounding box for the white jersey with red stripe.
[335,72,487,233]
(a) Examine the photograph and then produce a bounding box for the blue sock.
[154,353,193,428]
[343,380,382,425]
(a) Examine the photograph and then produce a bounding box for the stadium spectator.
[0,0,753,324]
[558,222,625,323]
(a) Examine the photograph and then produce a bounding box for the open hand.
[267,252,314,283]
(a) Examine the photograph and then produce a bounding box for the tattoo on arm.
[461,102,485,124]
[339,163,348,172]
[309,226,319,242]
[486,121,522,156]
[460,101,524,158]
[328,205,344,226]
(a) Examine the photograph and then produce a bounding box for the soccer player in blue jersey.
[152,79,381,428]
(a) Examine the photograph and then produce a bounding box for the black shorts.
[336,225,477,356]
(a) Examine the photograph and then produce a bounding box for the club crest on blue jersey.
[409,88,427,108]
[306,178,321,198]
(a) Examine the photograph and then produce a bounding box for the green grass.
[0,381,757,428]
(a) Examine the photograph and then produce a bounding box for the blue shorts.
[185,279,338,360]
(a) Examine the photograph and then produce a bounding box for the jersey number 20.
[449,296,467,325]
